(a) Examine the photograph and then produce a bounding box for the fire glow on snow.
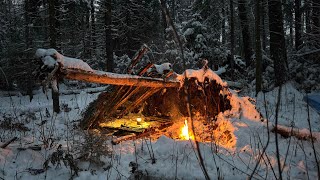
[2,49,315,179]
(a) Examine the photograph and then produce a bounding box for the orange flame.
[180,120,194,140]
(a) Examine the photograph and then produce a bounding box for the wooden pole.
[62,69,180,88]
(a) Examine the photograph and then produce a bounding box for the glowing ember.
[180,120,194,140]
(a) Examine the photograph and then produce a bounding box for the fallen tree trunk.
[61,69,180,88]
[271,125,320,141]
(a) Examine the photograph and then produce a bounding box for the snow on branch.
[176,68,228,87]
[35,48,94,72]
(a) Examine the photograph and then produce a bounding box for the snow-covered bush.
[290,56,320,92]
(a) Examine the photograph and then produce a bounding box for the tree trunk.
[305,0,311,34]
[311,0,320,32]
[261,0,267,51]
[90,0,96,57]
[105,0,113,72]
[295,0,302,50]
[289,11,294,49]
[311,0,320,49]
[269,0,287,86]
[171,0,176,21]
[24,0,31,49]
[49,0,60,113]
[229,0,235,71]
[49,0,56,48]
[24,0,31,100]
[221,0,226,44]
[238,0,253,67]
[255,0,262,94]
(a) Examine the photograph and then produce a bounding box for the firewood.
[104,126,145,133]
[111,122,174,144]
[137,63,154,76]
[111,134,137,145]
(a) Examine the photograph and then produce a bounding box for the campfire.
[180,120,194,140]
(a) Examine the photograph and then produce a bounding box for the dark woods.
[0,0,320,94]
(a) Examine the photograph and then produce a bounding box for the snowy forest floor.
[0,82,319,180]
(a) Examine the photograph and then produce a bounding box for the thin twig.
[275,85,283,180]
[282,94,295,172]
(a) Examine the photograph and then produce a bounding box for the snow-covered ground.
[0,83,319,179]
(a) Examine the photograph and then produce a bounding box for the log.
[111,122,174,144]
[111,134,137,145]
[271,125,319,141]
[62,69,180,88]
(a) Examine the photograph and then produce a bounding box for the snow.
[59,56,93,72]
[42,56,57,68]
[35,48,47,58]
[0,82,319,179]
[153,63,172,74]
[177,68,227,87]
[35,48,94,72]
[183,28,194,36]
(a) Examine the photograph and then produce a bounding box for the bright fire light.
[181,120,193,140]
[136,117,142,125]
[136,117,142,122]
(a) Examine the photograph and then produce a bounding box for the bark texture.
[268,0,287,86]
[62,69,180,88]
